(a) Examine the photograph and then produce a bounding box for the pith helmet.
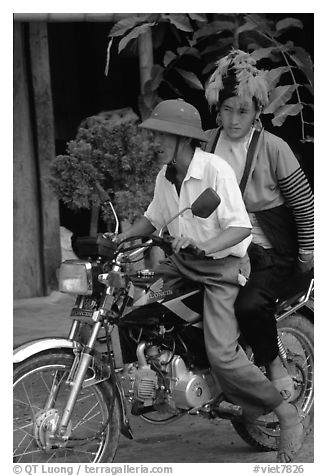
[140,99,208,142]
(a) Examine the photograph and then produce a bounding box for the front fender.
[13,337,80,364]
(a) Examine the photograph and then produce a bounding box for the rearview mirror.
[191,188,221,218]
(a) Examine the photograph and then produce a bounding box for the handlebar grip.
[151,235,206,259]
[182,245,206,259]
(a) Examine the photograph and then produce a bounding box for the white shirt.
[144,148,252,259]
[215,129,253,183]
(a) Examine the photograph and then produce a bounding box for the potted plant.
[50,108,162,237]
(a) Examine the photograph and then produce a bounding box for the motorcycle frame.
[276,278,314,323]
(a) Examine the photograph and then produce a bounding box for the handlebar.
[115,234,206,261]
[151,235,206,258]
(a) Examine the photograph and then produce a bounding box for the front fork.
[58,321,102,436]
[57,282,118,437]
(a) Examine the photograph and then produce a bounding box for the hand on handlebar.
[170,236,196,253]
[169,236,206,258]
[115,232,128,245]
[102,232,116,240]
[102,232,128,246]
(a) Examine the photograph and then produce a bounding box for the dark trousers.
[235,244,296,367]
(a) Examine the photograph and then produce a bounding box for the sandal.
[272,375,295,402]
[277,406,310,463]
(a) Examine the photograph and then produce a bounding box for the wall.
[13,23,44,297]
[13,22,61,298]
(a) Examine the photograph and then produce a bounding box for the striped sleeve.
[278,167,314,251]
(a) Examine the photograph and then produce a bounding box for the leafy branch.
[106,13,313,143]
[239,14,313,141]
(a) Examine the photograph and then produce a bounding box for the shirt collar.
[164,147,204,185]
[184,148,204,181]
[220,127,254,151]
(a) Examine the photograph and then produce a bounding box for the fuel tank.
[119,269,204,327]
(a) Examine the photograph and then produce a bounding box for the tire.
[232,312,314,452]
[13,351,121,463]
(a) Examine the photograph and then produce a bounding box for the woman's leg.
[235,266,280,366]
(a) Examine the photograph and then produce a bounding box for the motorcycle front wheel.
[232,312,314,452]
[13,351,120,463]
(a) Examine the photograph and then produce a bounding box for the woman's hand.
[297,251,314,274]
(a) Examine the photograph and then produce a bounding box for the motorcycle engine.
[169,355,215,409]
[122,344,216,411]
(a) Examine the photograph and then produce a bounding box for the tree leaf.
[150,64,164,90]
[264,85,297,114]
[251,46,280,62]
[163,50,177,67]
[280,40,295,52]
[152,23,166,49]
[170,23,183,43]
[289,47,314,86]
[236,20,257,35]
[303,84,314,96]
[193,21,235,40]
[202,61,218,75]
[264,66,289,89]
[164,79,184,97]
[272,103,303,127]
[188,13,208,22]
[201,38,233,56]
[275,17,303,36]
[241,14,275,36]
[109,15,148,37]
[118,23,155,53]
[143,91,159,109]
[177,46,201,58]
[175,68,204,90]
[146,13,161,23]
[245,13,275,35]
[165,14,193,32]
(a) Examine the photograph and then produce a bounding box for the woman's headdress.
[205,49,269,109]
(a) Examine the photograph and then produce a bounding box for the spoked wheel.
[13,352,120,463]
[232,313,314,451]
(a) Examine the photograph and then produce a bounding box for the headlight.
[59,260,93,295]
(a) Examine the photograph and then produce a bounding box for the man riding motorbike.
[117,98,309,462]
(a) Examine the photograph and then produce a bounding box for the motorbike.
[13,188,314,463]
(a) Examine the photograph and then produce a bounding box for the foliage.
[50,112,162,226]
[107,13,313,142]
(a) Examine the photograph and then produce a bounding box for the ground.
[13,292,314,464]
